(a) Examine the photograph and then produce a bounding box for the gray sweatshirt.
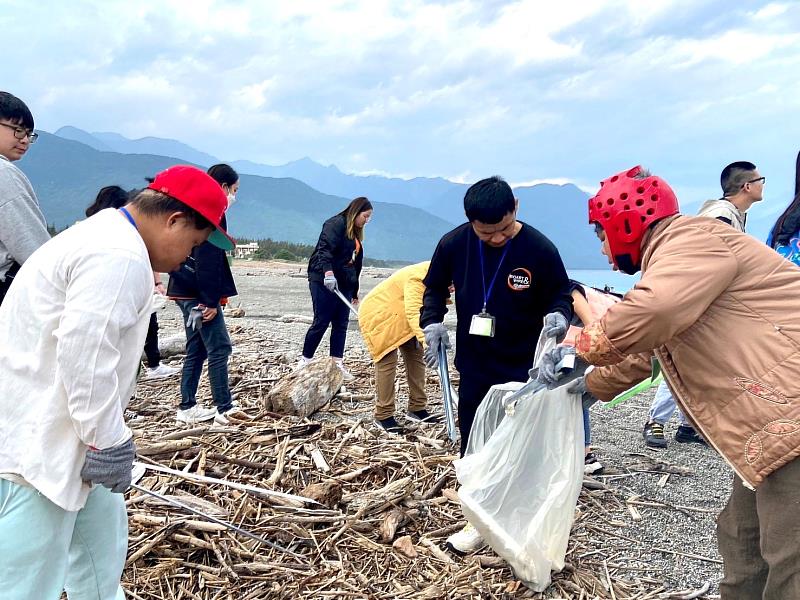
[697,198,747,233]
[0,156,50,280]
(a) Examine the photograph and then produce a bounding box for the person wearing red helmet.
[537,165,800,598]
[0,165,230,598]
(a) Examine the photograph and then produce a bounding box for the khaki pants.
[717,457,800,599]
[374,338,427,420]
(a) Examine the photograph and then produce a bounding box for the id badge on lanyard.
[469,311,496,337]
[470,237,510,338]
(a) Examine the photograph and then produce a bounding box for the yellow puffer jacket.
[358,262,430,362]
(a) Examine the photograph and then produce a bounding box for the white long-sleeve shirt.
[0,208,152,511]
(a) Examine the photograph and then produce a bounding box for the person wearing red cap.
[537,166,800,598]
[0,165,231,598]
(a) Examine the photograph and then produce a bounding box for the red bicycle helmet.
[588,166,679,274]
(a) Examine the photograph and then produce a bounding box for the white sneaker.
[146,364,179,380]
[176,405,217,424]
[446,522,485,554]
[295,356,311,371]
[215,404,251,425]
[336,361,355,382]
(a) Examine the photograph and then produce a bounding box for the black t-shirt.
[421,222,572,383]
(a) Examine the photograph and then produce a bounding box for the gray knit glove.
[186,306,204,331]
[566,376,586,395]
[534,346,577,388]
[324,271,338,292]
[80,438,136,493]
[423,323,450,368]
[542,312,569,343]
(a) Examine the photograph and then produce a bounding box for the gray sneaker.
[643,421,668,449]
[375,416,404,435]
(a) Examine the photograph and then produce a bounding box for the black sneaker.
[675,424,707,445]
[584,452,604,475]
[643,421,668,449]
[406,409,441,424]
[375,416,404,435]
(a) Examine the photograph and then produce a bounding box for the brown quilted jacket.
[581,215,800,488]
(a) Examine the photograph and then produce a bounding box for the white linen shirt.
[0,208,152,511]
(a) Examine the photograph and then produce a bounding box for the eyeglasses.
[746,176,765,185]
[0,122,38,143]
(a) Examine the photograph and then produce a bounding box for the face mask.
[227,193,237,207]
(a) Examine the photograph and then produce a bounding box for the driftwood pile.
[123,324,711,599]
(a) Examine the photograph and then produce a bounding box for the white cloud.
[752,2,790,19]
[667,30,800,68]
[5,0,800,199]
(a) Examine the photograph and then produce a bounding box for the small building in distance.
[233,242,259,260]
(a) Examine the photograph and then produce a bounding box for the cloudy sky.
[4,0,800,217]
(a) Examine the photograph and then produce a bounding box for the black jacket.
[168,217,237,308]
[421,222,572,382]
[307,213,363,296]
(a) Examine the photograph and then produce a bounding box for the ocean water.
[568,269,640,294]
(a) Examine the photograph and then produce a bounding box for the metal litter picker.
[437,344,458,442]
[332,287,359,318]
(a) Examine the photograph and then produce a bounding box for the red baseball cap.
[147,165,235,250]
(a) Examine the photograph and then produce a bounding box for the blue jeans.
[177,300,233,413]
[302,281,352,359]
[583,405,591,447]
[648,380,687,425]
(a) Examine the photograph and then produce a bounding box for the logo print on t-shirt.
[507,267,532,291]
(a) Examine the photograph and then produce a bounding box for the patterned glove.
[80,438,136,494]
[323,271,338,292]
[542,312,569,343]
[423,323,451,368]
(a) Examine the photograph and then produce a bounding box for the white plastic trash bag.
[454,380,584,591]
[464,381,525,455]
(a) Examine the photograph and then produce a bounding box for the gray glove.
[186,306,203,331]
[534,346,577,388]
[323,271,338,292]
[80,437,136,493]
[542,312,569,343]
[423,323,451,368]
[566,376,586,395]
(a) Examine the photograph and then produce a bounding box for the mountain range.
[52,125,781,246]
[27,127,627,267]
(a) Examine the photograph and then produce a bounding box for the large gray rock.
[266,357,343,417]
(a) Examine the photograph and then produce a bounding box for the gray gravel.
[584,389,729,596]
[155,261,729,598]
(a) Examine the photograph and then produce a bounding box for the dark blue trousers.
[302,281,351,359]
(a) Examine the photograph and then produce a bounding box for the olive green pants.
[717,457,800,599]
[374,338,427,420]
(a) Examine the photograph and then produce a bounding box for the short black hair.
[721,161,756,196]
[85,185,129,217]
[129,188,212,230]
[0,92,34,129]
[207,163,239,188]
[464,176,515,224]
